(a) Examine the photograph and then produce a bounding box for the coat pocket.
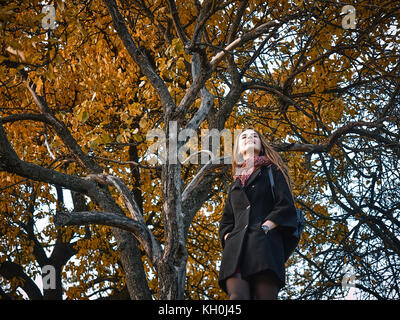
[225,228,242,241]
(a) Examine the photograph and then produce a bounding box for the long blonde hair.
[232,127,293,193]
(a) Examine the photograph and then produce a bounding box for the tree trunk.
[87,185,153,300]
[157,251,187,300]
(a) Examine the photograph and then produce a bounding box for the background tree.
[1,0,399,300]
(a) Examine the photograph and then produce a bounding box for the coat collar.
[230,165,265,191]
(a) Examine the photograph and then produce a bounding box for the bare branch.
[173,48,211,121]
[182,52,214,132]
[0,113,49,124]
[167,0,189,44]
[87,174,144,222]
[210,21,280,70]
[182,156,230,204]
[0,122,95,194]
[102,0,176,116]
[92,155,161,171]
[19,71,103,174]
[0,261,43,300]
[55,210,162,263]
[185,0,218,53]
[227,0,249,44]
[84,173,162,262]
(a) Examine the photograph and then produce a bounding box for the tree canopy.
[1,0,399,300]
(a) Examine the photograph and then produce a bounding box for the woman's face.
[238,129,262,159]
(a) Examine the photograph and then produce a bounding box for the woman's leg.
[250,270,280,300]
[225,273,251,300]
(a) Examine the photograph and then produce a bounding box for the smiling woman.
[239,129,261,156]
[218,127,299,300]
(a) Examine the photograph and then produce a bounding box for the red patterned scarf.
[234,155,271,187]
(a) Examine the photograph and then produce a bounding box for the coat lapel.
[230,178,242,191]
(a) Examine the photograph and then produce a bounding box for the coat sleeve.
[265,165,298,233]
[219,191,235,249]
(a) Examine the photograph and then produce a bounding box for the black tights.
[226,271,280,300]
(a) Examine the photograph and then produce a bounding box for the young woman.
[218,127,298,300]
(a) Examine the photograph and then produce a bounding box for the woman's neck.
[242,152,260,161]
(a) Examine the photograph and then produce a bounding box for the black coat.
[218,163,298,293]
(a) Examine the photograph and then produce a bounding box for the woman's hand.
[224,232,231,241]
[262,220,278,230]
